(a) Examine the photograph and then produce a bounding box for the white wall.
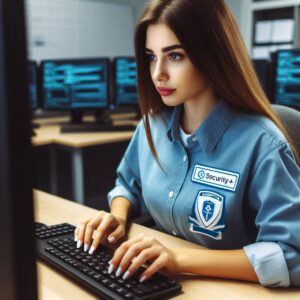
[25,0,135,60]
[25,0,247,61]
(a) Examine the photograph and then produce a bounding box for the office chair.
[272,104,300,156]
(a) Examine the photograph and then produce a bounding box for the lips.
[157,87,176,96]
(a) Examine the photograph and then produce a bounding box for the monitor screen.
[274,49,300,109]
[114,57,138,106]
[42,58,110,110]
[28,61,38,110]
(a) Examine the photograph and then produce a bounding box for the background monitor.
[41,58,110,110]
[274,49,300,109]
[28,60,38,110]
[253,58,276,103]
[113,57,138,106]
[0,0,37,298]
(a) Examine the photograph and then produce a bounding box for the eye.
[146,53,156,62]
[169,52,184,61]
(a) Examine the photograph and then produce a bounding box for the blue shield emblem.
[202,201,215,222]
[188,190,227,240]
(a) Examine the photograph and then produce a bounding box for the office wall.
[25,0,245,61]
[128,0,243,25]
[25,0,135,60]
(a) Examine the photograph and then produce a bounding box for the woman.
[75,0,300,287]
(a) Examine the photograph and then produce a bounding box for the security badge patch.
[192,164,240,192]
[188,190,226,240]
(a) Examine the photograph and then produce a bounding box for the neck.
[181,88,218,134]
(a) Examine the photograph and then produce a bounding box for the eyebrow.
[145,44,183,53]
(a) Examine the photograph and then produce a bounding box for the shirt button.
[172,230,177,236]
[183,155,187,162]
[168,191,174,198]
[192,136,198,142]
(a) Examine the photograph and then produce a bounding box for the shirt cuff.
[243,242,290,287]
[107,185,139,215]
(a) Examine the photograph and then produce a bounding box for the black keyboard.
[35,222,182,299]
[60,124,136,133]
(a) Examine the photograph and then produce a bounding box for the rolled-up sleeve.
[243,142,300,287]
[107,122,144,216]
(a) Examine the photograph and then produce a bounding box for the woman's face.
[145,23,208,107]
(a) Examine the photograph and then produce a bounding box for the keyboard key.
[132,287,145,296]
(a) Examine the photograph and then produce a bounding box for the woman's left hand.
[108,233,179,282]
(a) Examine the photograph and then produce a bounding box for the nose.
[152,59,169,83]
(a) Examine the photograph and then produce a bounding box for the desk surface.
[32,114,137,148]
[34,190,300,299]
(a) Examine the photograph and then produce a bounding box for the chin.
[161,96,183,107]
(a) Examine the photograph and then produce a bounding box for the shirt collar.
[167,99,235,153]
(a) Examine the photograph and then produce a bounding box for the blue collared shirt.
[108,100,300,287]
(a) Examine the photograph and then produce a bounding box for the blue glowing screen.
[275,50,300,108]
[115,58,138,105]
[42,59,109,109]
[28,61,38,110]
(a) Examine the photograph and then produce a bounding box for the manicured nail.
[74,235,78,242]
[122,270,130,280]
[116,267,122,277]
[76,240,82,248]
[140,275,146,283]
[84,243,89,252]
[88,245,95,255]
[108,236,115,243]
[108,263,114,274]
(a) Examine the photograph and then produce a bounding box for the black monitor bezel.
[41,57,111,111]
[0,0,37,298]
[273,49,300,110]
[112,56,138,108]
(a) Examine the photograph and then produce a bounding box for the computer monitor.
[0,0,37,298]
[274,49,300,109]
[28,60,39,110]
[253,58,276,103]
[41,58,110,110]
[112,57,138,107]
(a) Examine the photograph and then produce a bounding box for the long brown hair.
[134,0,299,165]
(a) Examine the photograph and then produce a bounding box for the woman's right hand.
[74,211,126,255]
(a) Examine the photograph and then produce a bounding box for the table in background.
[32,114,137,204]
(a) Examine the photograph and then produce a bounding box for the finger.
[77,221,89,249]
[139,255,167,282]
[74,227,79,241]
[108,234,145,273]
[90,214,117,253]
[123,247,159,280]
[115,240,153,277]
[83,214,104,251]
[107,224,125,244]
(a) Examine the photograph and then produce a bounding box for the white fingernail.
[88,245,95,255]
[122,270,130,280]
[84,243,89,252]
[140,275,146,283]
[74,236,78,242]
[76,240,82,248]
[108,263,114,274]
[116,267,122,277]
[108,236,115,243]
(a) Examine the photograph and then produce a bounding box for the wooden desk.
[32,114,137,204]
[35,190,300,300]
